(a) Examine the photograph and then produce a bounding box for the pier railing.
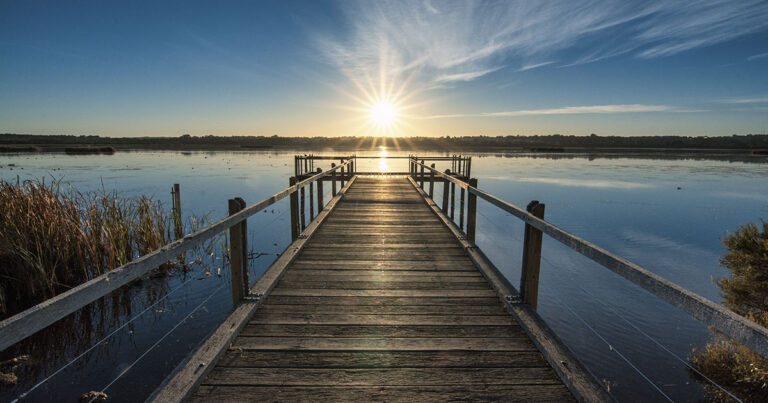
[410,158,768,358]
[0,159,354,352]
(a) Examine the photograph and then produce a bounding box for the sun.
[370,101,397,127]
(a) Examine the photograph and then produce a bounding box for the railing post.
[442,169,450,213]
[316,168,323,212]
[459,182,465,230]
[289,177,299,241]
[228,198,248,306]
[172,183,183,239]
[466,157,472,178]
[428,163,435,198]
[450,174,456,220]
[309,176,315,221]
[340,165,346,189]
[520,200,545,310]
[300,177,306,230]
[466,178,478,242]
[419,160,425,188]
[331,163,337,196]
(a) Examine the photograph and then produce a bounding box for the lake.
[1,149,767,402]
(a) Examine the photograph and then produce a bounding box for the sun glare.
[370,101,397,127]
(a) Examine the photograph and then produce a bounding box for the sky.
[1,0,767,137]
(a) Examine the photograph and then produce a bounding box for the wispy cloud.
[517,61,555,72]
[422,104,690,119]
[316,0,768,87]
[434,67,502,83]
[721,96,768,104]
[747,52,768,61]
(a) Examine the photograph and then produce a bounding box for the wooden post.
[450,177,456,220]
[235,197,249,290]
[300,178,306,230]
[428,163,435,198]
[289,177,299,241]
[520,200,546,310]
[340,165,345,189]
[466,178,478,242]
[172,183,183,239]
[331,163,337,196]
[466,158,472,178]
[316,168,323,212]
[459,184,465,230]
[309,178,315,221]
[419,160,425,189]
[228,198,248,306]
[442,169,450,213]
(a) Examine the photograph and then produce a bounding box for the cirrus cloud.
[316,0,768,86]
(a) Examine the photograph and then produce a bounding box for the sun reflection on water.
[378,146,389,172]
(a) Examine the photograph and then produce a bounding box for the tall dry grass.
[0,179,179,318]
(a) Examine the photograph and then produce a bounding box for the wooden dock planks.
[189,177,574,402]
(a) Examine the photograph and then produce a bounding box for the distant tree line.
[1,133,767,151]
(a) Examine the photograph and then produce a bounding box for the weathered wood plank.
[238,324,520,338]
[257,304,506,315]
[303,243,460,250]
[201,367,562,385]
[263,296,503,306]
[273,280,489,290]
[215,350,546,368]
[269,289,497,297]
[191,385,574,402]
[279,273,485,282]
[296,251,470,261]
[288,260,477,270]
[250,313,514,326]
[283,269,482,277]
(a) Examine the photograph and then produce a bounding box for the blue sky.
[1,0,767,137]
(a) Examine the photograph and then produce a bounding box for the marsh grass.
[0,179,184,318]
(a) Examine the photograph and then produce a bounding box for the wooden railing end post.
[520,200,545,310]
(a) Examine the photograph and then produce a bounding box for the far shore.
[1,133,767,158]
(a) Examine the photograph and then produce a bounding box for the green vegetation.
[0,179,181,319]
[691,220,768,402]
[2,133,768,152]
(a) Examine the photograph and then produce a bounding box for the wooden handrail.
[411,160,768,358]
[0,160,353,352]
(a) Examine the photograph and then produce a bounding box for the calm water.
[1,150,767,402]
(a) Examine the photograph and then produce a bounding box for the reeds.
[0,179,179,318]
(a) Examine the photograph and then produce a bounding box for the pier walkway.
[187,177,573,401]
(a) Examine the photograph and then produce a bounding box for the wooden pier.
[188,177,574,401]
[5,155,768,402]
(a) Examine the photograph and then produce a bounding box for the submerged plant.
[0,179,184,318]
